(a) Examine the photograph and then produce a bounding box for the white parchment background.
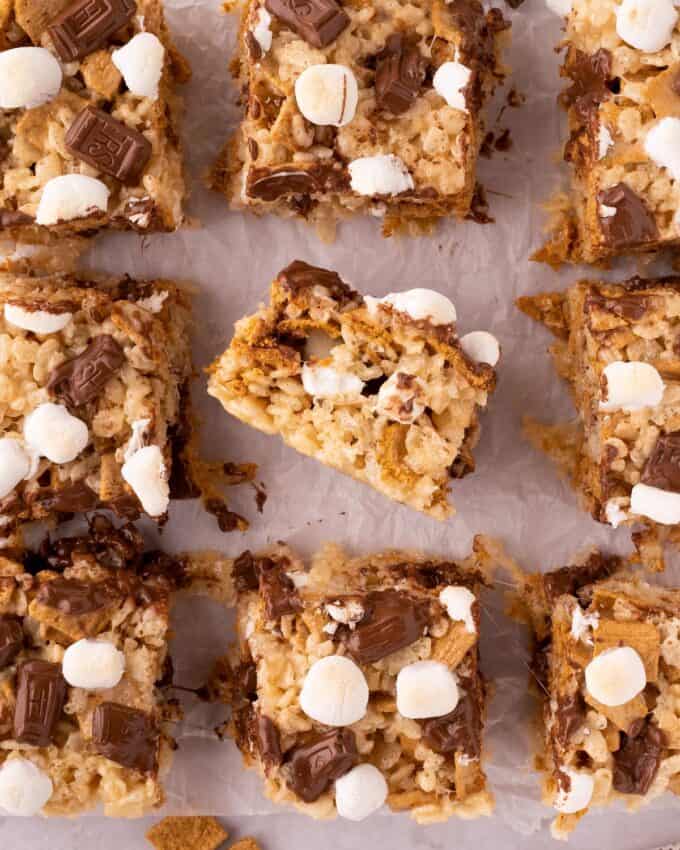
[6,0,680,847]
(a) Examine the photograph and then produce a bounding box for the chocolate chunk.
[36,481,99,514]
[342,590,428,664]
[257,558,302,620]
[265,0,349,48]
[287,728,358,802]
[641,432,680,494]
[14,660,66,746]
[123,197,161,231]
[48,0,137,62]
[65,107,152,185]
[553,692,586,750]
[278,260,355,304]
[92,702,159,772]
[247,164,348,201]
[613,719,665,795]
[0,209,34,228]
[251,712,282,771]
[232,551,259,592]
[562,48,613,121]
[35,577,120,616]
[375,34,427,115]
[0,615,23,668]
[48,334,125,407]
[585,291,649,322]
[422,671,483,756]
[597,183,658,249]
[543,552,621,604]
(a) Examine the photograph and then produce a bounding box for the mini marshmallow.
[0,47,62,109]
[545,0,572,14]
[121,444,169,516]
[605,498,629,528]
[439,586,477,634]
[396,660,459,719]
[301,364,364,398]
[599,203,617,218]
[432,61,472,112]
[631,482,680,525]
[460,331,500,366]
[300,655,369,726]
[295,64,358,127]
[554,768,594,814]
[645,117,680,181]
[570,608,599,645]
[598,124,614,160]
[615,0,677,53]
[0,439,30,499]
[62,639,125,690]
[304,329,338,361]
[0,758,53,816]
[335,763,388,821]
[600,361,664,412]
[112,32,165,100]
[367,289,457,325]
[123,418,151,462]
[349,155,414,196]
[585,646,646,706]
[36,175,110,226]
[375,372,426,424]
[4,304,72,334]
[251,7,273,54]
[24,403,88,464]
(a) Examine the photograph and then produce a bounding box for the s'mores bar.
[207,261,499,519]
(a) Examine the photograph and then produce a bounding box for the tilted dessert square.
[227,542,493,822]
[0,271,193,535]
[210,0,508,237]
[207,260,499,519]
[540,0,680,264]
[0,0,190,239]
[0,518,178,816]
[519,276,680,532]
[520,551,680,840]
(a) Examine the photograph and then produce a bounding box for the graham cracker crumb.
[229,839,262,850]
[146,817,229,850]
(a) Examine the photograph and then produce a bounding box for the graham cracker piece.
[146,817,229,850]
[584,691,648,732]
[594,619,660,682]
[431,622,477,669]
[229,839,262,850]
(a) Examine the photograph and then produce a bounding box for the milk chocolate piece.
[343,589,428,664]
[597,183,658,249]
[421,672,483,756]
[585,291,649,322]
[641,433,680,494]
[543,553,621,604]
[257,558,302,620]
[252,712,282,771]
[14,660,66,746]
[375,35,427,115]
[65,107,152,185]
[612,719,665,795]
[0,615,23,668]
[92,702,159,772]
[35,577,120,616]
[48,334,125,407]
[49,0,137,62]
[287,728,357,802]
[36,481,99,513]
[562,48,613,121]
[264,0,349,48]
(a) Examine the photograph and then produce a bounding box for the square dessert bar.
[228,542,492,822]
[210,0,508,237]
[519,276,680,532]
[0,518,177,816]
[0,0,190,239]
[0,271,193,536]
[541,0,680,264]
[207,260,499,519]
[521,551,680,839]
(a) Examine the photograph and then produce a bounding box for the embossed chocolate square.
[0,0,190,240]
[224,541,494,822]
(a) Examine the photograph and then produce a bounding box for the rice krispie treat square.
[207,260,499,519]
[210,0,509,238]
[0,517,178,817]
[518,276,680,533]
[0,271,193,537]
[520,551,680,840]
[539,0,680,265]
[0,0,190,239]
[228,541,493,823]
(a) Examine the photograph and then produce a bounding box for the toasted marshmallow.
[600,361,664,412]
[615,0,677,53]
[335,763,388,821]
[554,768,594,814]
[301,364,364,398]
[4,304,72,334]
[598,124,614,159]
[112,33,165,100]
[433,61,472,112]
[251,7,273,54]
[0,47,62,109]
[349,155,414,196]
[62,639,125,690]
[304,329,338,360]
[460,331,500,366]
[295,64,358,127]
[300,655,369,726]
[630,482,680,525]
[24,403,88,464]
[439,586,477,634]
[36,175,110,226]
[545,0,572,14]
[396,660,459,719]
[0,439,30,499]
[645,117,680,181]
[570,608,599,645]
[585,646,646,706]
[0,758,53,816]
[375,372,426,424]
[366,289,457,325]
[121,444,169,516]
